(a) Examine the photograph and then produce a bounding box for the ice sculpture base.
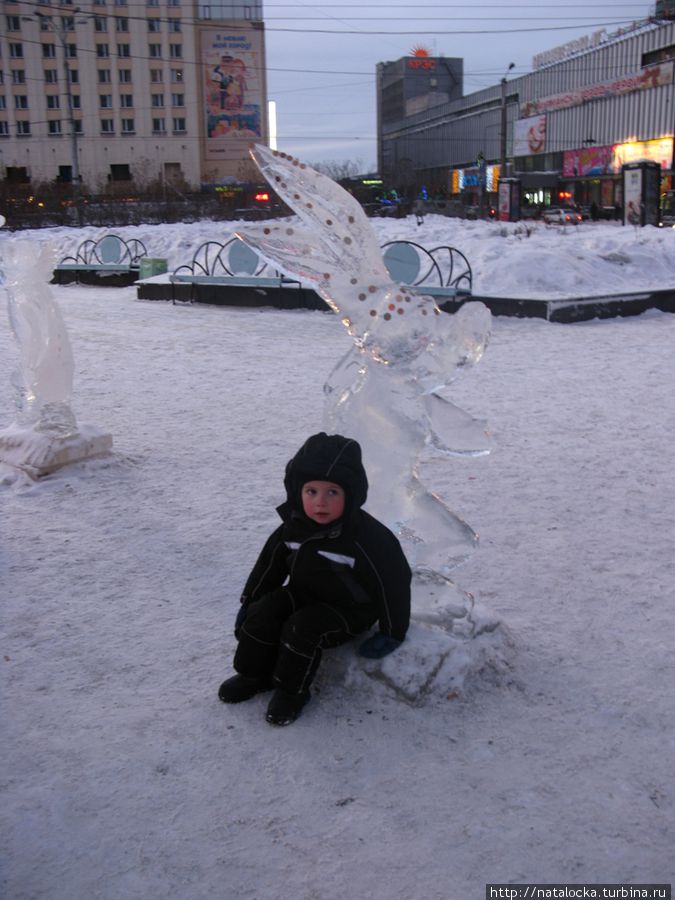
[0,423,113,478]
[320,576,513,706]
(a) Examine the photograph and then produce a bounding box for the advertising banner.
[563,145,613,177]
[513,116,547,157]
[563,138,674,177]
[623,167,643,226]
[201,25,264,161]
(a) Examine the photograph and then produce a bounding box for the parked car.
[542,207,583,226]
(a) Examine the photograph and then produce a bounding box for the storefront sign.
[533,29,607,70]
[612,137,673,171]
[521,61,674,118]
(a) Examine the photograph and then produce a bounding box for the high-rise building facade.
[0,0,267,190]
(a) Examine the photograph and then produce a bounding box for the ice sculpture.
[237,145,491,578]
[0,237,112,477]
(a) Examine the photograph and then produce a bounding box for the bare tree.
[313,159,367,180]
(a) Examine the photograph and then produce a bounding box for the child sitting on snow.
[218,432,411,725]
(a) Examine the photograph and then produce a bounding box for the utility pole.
[34,9,84,226]
[500,62,515,174]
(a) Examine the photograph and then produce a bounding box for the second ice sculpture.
[237,145,491,585]
[0,238,113,477]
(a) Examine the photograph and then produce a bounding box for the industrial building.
[0,0,267,191]
[377,15,675,215]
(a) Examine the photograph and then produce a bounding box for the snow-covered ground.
[1,215,674,899]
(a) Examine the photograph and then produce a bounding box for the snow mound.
[321,578,514,706]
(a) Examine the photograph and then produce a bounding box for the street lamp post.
[34,9,84,226]
[500,62,515,173]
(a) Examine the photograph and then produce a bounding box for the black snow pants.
[233,587,378,695]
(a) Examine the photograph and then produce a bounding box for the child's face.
[301,480,345,524]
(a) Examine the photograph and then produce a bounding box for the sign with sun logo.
[407,46,436,69]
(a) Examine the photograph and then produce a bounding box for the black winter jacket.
[239,432,411,641]
[240,508,411,641]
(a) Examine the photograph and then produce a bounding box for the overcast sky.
[263,0,656,171]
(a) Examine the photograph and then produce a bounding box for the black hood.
[283,432,368,519]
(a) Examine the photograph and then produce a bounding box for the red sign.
[407,59,436,70]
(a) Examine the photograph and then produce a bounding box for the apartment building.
[0,0,267,190]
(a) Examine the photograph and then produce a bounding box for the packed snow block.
[0,423,113,479]
[321,579,513,706]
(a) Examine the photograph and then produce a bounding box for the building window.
[96,44,110,58]
[61,16,75,31]
[147,0,160,6]
[65,44,77,58]
[9,43,24,59]
[14,95,28,110]
[167,0,180,6]
[149,44,162,58]
[148,18,161,32]
[94,16,107,31]
[152,117,166,133]
[114,0,127,6]
[0,97,6,110]
[169,44,182,59]
[119,68,132,83]
[73,120,83,134]
[48,120,62,136]
[11,70,26,84]
[110,163,131,180]
[70,95,81,109]
[121,118,134,133]
[120,93,133,107]
[171,92,184,107]
[98,69,111,83]
[16,120,31,136]
[170,68,183,83]
[167,18,181,32]
[45,69,58,84]
[47,95,60,109]
[99,94,113,108]
[100,118,114,133]
[150,69,163,83]
[172,117,186,133]
[151,93,164,107]
[117,44,130,57]
[0,73,4,86]
[93,0,106,6]
[6,15,21,30]
[69,69,79,84]
[42,43,57,58]
[116,17,129,31]
[0,121,9,136]
[5,166,30,183]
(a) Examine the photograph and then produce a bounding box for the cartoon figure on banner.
[211,55,234,110]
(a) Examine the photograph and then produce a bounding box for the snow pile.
[1,217,674,898]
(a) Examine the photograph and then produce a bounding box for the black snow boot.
[218,674,272,704]
[265,688,310,726]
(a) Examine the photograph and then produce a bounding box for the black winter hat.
[284,432,368,514]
